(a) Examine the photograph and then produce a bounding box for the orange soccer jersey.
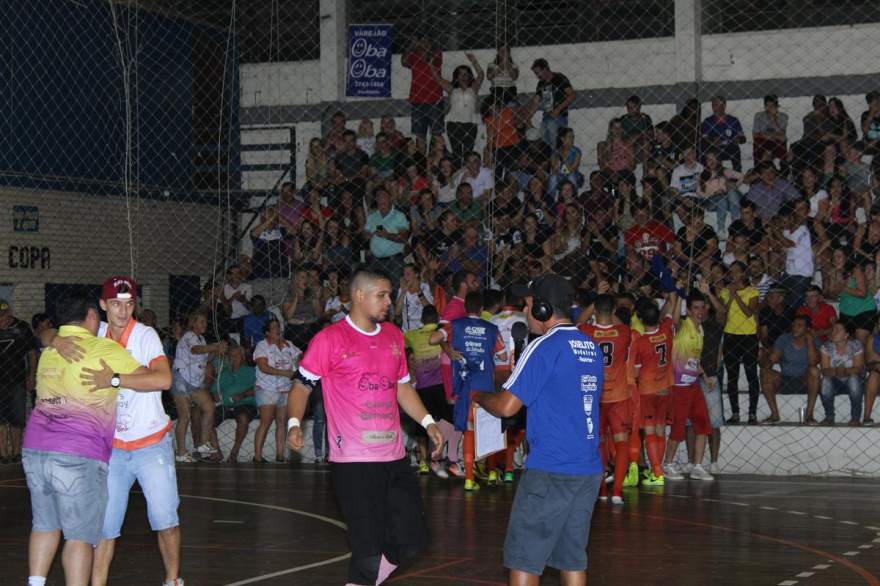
[579,322,631,404]
[627,317,674,395]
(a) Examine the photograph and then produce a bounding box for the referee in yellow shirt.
[718,261,760,424]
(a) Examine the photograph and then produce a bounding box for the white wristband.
[287,418,301,432]
[420,414,436,430]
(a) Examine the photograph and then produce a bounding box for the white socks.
[28,577,47,586]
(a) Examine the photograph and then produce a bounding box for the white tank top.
[99,321,171,449]
[446,88,478,124]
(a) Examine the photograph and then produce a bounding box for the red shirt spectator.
[625,208,675,259]
[403,45,443,104]
[795,287,837,342]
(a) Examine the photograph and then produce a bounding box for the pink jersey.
[298,316,410,463]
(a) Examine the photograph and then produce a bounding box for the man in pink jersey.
[437,269,480,476]
[287,269,443,586]
[50,277,182,586]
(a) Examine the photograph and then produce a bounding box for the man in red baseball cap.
[49,276,184,586]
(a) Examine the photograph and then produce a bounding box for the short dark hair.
[252,295,266,306]
[483,289,503,311]
[342,129,356,139]
[421,305,439,324]
[764,94,779,105]
[452,270,474,294]
[740,199,756,211]
[31,312,51,330]
[55,293,99,326]
[806,285,823,295]
[626,95,641,106]
[263,318,280,334]
[531,58,549,70]
[504,287,523,308]
[636,298,660,327]
[867,91,880,104]
[465,292,483,315]
[793,314,811,329]
[686,291,707,308]
[594,294,615,315]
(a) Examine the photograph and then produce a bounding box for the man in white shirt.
[223,265,252,332]
[396,264,434,332]
[670,145,704,199]
[455,151,495,201]
[51,276,182,586]
[778,202,814,309]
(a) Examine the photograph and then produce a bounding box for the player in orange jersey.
[579,294,632,505]
[627,291,678,486]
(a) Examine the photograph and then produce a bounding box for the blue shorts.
[410,102,445,137]
[503,469,602,575]
[255,386,289,407]
[171,373,202,397]
[102,433,180,539]
[23,449,109,545]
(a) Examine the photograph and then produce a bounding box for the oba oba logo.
[350,37,388,79]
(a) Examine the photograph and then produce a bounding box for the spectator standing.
[396,263,434,332]
[402,35,445,155]
[252,320,301,463]
[695,280,727,474]
[752,94,789,165]
[818,322,865,425]
[621,94,654,165]
[364,187,411,285]
[22,294,145,586]
[0,299,36,464]
[472,275,604,585]
[774,204,814,309]
[701,95,746,171]
[431,53,484,167]
[761,315,820,423]
[530,58,576,156]
[487,45,519,105]
[795,285,837,343]
[719,262,761,424]
[483,97,526,180]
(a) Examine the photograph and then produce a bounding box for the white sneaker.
[430,461,449,479]
[709,462,722,475]
[163,579,184,586]
[662,463,685,480]
[681,462,694,475]
[196,443,217,455]
[611,495,624,505]
[690,464,715,481]
[604,473,615,484]
[175,453,197,463]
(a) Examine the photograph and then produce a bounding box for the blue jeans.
[703,189,741,233]
[309,386,326,459]
[102,433,180,539]
[542,115,568,156]
[781,275,813,311]
[819,375,863,422]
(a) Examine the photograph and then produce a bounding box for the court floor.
[2,463,879,585]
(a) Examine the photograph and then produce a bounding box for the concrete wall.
[0,187,226,326]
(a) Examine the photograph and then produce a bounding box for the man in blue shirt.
[241,295,271,349]
[472,274,604,586]
[701,95,746,171]
[364,187,410,285]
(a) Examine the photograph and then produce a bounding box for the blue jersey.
[451,316,500,431]
[503,324,604,476]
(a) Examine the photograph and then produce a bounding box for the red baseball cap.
[101,276,138,301]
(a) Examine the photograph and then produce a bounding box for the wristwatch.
[110,374,121,389]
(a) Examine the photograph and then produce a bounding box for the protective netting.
[1,0,879,475]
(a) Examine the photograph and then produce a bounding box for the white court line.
[814,515,832,520]
[760,506,779,511]
[778,580,799,585]
[858,544,874,549]
[843,551,860,556]
[812,564,832,570]
[223,553,352,586]
[787,511,807,515]
[840,521,859,525]
[865,526,880,531]
[213,519,244,524]
[795,572,814,578]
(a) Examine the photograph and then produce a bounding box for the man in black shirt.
[0,299,37,463]
[727,199,765,247]
[530,58,575,157]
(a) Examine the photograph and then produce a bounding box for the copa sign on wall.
[346,24,393,98]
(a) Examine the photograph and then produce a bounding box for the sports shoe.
[662,463,685,480]
[642,472,665,487]
[611,495,624,506]
[195,443,217,455]
[622,462,640,487]
[642,467,653,480]
[689,463,714,481]
[464,479,480,492]
[503,471,514,483]
[487,471,499,486]
[447,463,465,478]
[597,495,609,502]
[163,579,184,586]
[709,462,722,475]
[680,462,694,475]
[417,462,430,475]
[604,473,614,484]
[430,462,449,479]
[175,453,197,463]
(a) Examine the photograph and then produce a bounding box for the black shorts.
[839,310,877,336]
[0,383,27,427]
[214,404,257,426]
[332,458,427,584]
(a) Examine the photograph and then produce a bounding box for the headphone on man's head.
[529,277,554,322]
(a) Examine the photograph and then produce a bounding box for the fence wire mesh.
[1,0,879,474]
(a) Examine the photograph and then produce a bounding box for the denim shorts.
[171,373,202,397]
[102,433,180,539]
[255,386,289,407]
[503,469,602,575]
[411,102,445,137]
[23,449,109,545]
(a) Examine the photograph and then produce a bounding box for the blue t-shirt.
[242,312,272,347]
[451,316,500,430]
[701,115,744,148]
[503,324,604,476]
